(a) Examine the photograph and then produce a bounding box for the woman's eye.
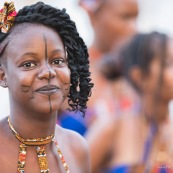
[23,62,36,68]
[52,59,64,65]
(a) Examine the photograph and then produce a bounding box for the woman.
[79,0,138,53]
[86,32,173,173]
[0,2,93,173]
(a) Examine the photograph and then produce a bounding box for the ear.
[80,3,96,26]
[87,9,95,24]
[0,65,7,88]
[129,66,143,90]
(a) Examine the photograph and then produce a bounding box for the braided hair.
[0,2,93,116]
[101,32,168,89]
[102,32,168,125]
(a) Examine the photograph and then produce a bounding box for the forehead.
[105,0,138,11]
[7,24,64,56]
[107,0,137,5]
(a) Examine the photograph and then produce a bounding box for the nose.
[37,64,56,80]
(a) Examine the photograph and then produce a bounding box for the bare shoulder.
[55,125,90,173]
[56,124,87,145]
[56,125,89,151]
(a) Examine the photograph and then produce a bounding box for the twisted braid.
[0,2,93,116]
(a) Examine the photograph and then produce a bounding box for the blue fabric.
[104,165,168,173]
[160,167,168,173]
[103,165,130,173]
[59,114,87,136]
[142,122,158,163]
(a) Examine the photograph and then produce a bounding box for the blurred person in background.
[87,32,173,173]
[79,0,138,53]
[59,0,138,135]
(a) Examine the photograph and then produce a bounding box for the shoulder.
[57,126,89,152]
[55,125,90,173]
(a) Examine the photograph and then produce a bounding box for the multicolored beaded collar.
[8,117,70,173]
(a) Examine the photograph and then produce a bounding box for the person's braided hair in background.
[101,32,167,91]
[0,2,93,116]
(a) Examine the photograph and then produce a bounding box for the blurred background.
[1,0,173,118]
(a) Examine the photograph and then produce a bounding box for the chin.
[30,94,65,115]
[32,103,59,116]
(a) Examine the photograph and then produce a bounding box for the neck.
[142,93,169,125]
[8,107,57,139]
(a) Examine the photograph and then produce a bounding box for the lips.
[35,85,59,95]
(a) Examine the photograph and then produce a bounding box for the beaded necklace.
[7,117,70,173]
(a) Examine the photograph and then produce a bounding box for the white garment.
[0,88,9,119]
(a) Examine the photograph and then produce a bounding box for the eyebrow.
[20,49,65,59]
[20,52,39,58]
[50,49,65,55]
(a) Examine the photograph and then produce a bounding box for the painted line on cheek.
[65,87,70,91]
[63,83,70,90]
[21,85,34,99]
[21,85,30,93]
[63,82,70,98]
[43,35,52,113]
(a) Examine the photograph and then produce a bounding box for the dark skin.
[0,24,90,173]
[79,0,138,118]
[83,0,138,53]
[86,39,173,172]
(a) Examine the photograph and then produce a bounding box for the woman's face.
[1,24,70,115]
[161,39,173,101]
[136,39,173,102]
[91,0,138,53]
